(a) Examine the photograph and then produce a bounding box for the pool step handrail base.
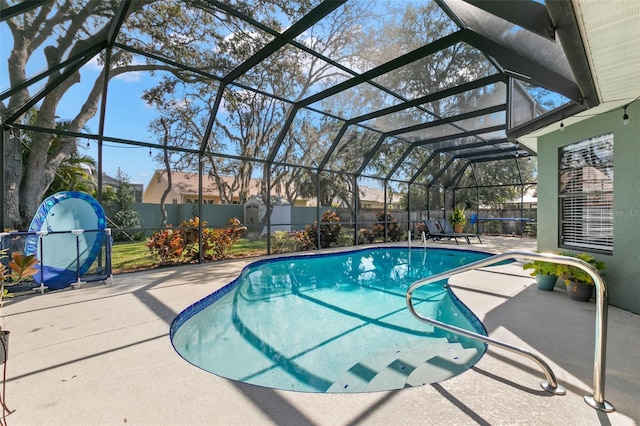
[541,380,566,395]
[584,395,615,413]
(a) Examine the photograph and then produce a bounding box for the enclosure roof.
[0,0,613,187]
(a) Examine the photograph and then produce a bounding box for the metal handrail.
[406,250,614,412]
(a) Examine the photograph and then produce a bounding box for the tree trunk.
[159,119,172,227]
[2,129,23,230]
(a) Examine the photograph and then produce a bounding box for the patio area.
[2,236,639,425]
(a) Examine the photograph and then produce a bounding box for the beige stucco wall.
[537,102,640,313]
[143,177,182,204]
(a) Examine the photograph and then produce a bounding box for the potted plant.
[556,251,606,302]
[448,206,467,233]
[0,248,39,364]
[522,259,558,291]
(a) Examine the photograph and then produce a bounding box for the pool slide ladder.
[406,250,614,412]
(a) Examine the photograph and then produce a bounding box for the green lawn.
[111,241,157,273]
[231,238,267,257]
[111,238,268,273]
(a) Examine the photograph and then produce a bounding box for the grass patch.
[231,238,267,257]
[111,238,268,273]
[111,241,156,273]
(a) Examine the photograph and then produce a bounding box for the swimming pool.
[171,247,492,393]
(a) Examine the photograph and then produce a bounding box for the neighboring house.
[79,166,144,203]
[143,170,261,205]
[102,172,144,203]
[143,170,402,209]
[143,170,311,206]
[358,186,402,210]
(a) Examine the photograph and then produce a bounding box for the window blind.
[559,133,613,253]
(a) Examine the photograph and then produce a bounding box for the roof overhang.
[516,0,640,151]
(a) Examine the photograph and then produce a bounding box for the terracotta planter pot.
[453,224,464,233]
[536,274,557,291]
[566,281,594,302]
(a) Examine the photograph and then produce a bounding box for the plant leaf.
[9,252,40,280]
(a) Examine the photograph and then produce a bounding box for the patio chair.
[423,219,461,245]
[438,219,483,244]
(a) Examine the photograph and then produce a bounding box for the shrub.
[146,227,184,265]
[306,210,342,249]
[337,232,354,247]
[108,168,144,242]
[113,209,144,241]
[293,230,315,251]
[146,217,246,264]
[271,230,316,254]
[202,217,247,261]
[358,228,374,244]
[271,231,297,254]
[371,211,405,242]
[179,217,205,262]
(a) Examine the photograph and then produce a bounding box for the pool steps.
[327,338,480,392]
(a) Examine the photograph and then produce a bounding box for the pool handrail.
[406,250,614,412]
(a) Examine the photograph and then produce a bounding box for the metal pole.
[426,186,430,220]
[198,156,203,263]
[443,185,447,221]
[96,47,112,205]
[71,229,84,287]
[316,172,321,249]
[0,129,4,231]
[353,176,359,245]
[105,228,113,285]
[383,181,388,242]
[407,182,412,238]
[472,164,479,234]
[515,156,524,237]
[37,231,47,293]
[266,163,271,255]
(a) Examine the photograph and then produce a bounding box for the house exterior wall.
[537,102,640,313]
[143,176,183,204]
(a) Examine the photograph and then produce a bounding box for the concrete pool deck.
[2,236,639,425]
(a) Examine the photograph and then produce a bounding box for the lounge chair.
[423,219,462,245]
[438,219,482,244]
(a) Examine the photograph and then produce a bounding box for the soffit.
[574,0,640,103]
[517,0,640,151]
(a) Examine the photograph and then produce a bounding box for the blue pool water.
[171,247,492,393]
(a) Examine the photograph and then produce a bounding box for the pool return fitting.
[406,250,614,412]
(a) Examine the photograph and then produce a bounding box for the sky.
[1,24,162,188]
[55,59,161,187]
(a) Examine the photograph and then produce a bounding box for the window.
[559,133,613,253]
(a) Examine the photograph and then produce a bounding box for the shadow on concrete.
[457,278,640,421]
